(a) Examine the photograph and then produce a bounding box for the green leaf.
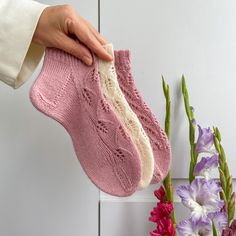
[214,127,235,223]
[220,146,227,163]
[229,192,236,221]
[181,76,198,183]
[213,136,221,154]
[225,165,231,181]
[230,192,235,206]
[219,168,227,192]
[220,191,227,204]
[162,76,166,94]
[227,176,233,195]
[212,222,218,236]
[229,205,235,222]
[161,76,176,230]
[215,127,221,141]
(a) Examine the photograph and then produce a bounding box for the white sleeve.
[0,0,48,89]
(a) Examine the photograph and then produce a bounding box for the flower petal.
[193,154,219,178]
[177,218,212,236]
[154,186,166,202]
[195,125,216,154]
[208,211,228,233]
[176,178,224,221]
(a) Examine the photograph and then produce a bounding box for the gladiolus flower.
[193,154,219,179]
[154,186,166,202]
[149,202,173,223]
[150,217,175,236]
[195,125,216,154]
[176,178,224,222]
[177,218,212,236]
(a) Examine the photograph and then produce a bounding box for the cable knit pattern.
[29,48,142,197]
[98,44,154,189]
[114,49,172,183]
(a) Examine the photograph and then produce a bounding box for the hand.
[33,4,112,65]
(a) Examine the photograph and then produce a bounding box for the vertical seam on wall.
[98,1,101,234]
[98,200,101,236]
[98,0,101,32]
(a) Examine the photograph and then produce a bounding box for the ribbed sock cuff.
[44,47,96,67]
[114,50,131,68]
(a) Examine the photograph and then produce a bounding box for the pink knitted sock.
[114,50,172,184]
[30,48,141,197]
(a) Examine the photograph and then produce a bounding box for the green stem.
[212,221,218,236]
[162,77,176,230]
[213,127,235,224]
[181,76,198,183]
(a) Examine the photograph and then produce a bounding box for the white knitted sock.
[98,43,154,189]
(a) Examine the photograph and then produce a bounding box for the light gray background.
[100,0,236,178]
[0,1,99,235]
[0,0,236,235]
[100,1,236,235]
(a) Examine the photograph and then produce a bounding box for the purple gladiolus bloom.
[193,154,219,179]
[195,125,216,154]
[177,218,212,236]
[208,211,228,233]
[177,212,227,236]
[176,178,224,222]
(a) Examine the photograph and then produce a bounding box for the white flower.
[176,178,224,222]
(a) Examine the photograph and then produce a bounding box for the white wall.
[100,0,236,178]
[0,1,99,236]
[99,0,236,235]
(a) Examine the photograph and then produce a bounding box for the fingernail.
[82,55,92,66]
[108,54,113,61]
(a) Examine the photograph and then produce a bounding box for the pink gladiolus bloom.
[150,217,175,236]
[154,186,166,202]
[149,202,174,223]
[149,186,175,236]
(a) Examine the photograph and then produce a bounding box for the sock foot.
[30,48,142,196]
[114,49,172,183]
[98,44,155,189]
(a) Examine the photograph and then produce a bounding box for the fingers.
[84,19,107,45]
[68,19,113,62]
[79,30,112,61]
[58,34,93,65]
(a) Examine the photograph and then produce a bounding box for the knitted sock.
[30,48,142,197]
[98,44,155,189]
[114,50,172,183]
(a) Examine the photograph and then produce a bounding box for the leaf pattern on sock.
[78,67,139,193]
[98,44,155,189]
[30,48,142,196]
[115,53,172,184]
